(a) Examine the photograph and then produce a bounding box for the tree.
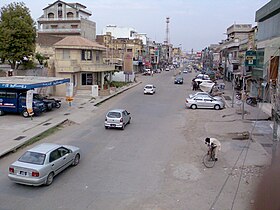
[0,2,36,69]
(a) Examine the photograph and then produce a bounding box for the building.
[255,0,280,140]
[220,24,252,81]
[53,36,115,96]
[37,0,96,41]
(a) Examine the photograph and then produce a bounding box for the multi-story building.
[220,24,252,81]
[255,0,280,138]
[54,36,115,96]
[37,0,96,41]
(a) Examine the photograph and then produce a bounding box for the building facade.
[53,36,115,96]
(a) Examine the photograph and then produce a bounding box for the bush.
[110,81,128,88]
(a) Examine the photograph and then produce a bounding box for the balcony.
[37,17,82,23]
[55,60,115,73]
[37,28,81,34]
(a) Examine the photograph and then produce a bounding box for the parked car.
[189,92,223,101]
[8,143,81,186]
[104,109,131,130]
[195,74,210,80]
[144,84,156,94]
[185,95,225,110]
[183,68,189,74]
[174,76,184,84]
[142,69,152,76]
[33,94,61,109]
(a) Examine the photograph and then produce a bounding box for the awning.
[0,76,70,89]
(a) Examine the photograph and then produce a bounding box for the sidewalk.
[0,82,142,158]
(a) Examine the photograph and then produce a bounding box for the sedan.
[105,109,131,130]
[185,95,225,110]
[174,76,184,84]
[8,143,81,186]
[144,84,156,94]
[189,92,224,101]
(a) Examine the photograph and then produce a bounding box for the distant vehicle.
[174,76,184,84]
[8,143,80,186]
[185,95,225,110]
[165,67,170,71]
[144,84,156,94]
[142,69,152,76]
[0,89,46,117]
[195,74,210,80]
[105,109,131,130]
[183,69,188,74]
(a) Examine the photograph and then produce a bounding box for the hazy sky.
[1,0,270,52]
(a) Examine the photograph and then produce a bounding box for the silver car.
[189,92,223,101]
[8,143,80,186]
[185,95,225,110]
[104,109,131,130]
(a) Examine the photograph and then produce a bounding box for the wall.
[112,71,135,82]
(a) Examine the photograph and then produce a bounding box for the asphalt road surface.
[0,70,262,210]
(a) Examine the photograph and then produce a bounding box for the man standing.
[205,137,221,161]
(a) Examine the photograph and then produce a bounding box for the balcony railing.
[37,17,82,22]
[37,28,81,33]
[55,60,115,73]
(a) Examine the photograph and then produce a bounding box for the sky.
[1,0,271,52]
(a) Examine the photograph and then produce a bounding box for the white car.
[144,84,156,94]
[189,92,223,101]
[104,109,131,130]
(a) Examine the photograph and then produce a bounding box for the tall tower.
[164,17,170,45]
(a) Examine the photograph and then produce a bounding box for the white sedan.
[8,143,81,186]
[144,84,156,94]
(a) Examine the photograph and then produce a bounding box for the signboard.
[26,90,34,116]
[245,50,256,66]
[66,82,74,102]
[123,52,133,74]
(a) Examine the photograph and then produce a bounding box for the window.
[71,25,78,29]
[58,147,70,157]
[6,92,16,99]
[81,50,92,60]
[58,3,63,18]
[51,25,58,29]
[67,12,74,18]
[63,49,70,59]
[18,151,46,165]
[0,91,6,98]
[127,49,132,52]
[49,149,61,162]
[81,73,93,85]
[96,51,100,62]
[47,13,54,18]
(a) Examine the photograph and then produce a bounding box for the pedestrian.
[205,137,221,161]
[192,79,197,91]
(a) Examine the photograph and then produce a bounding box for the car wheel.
[105,126,109,129]
[72,154,80,166]
[214,104,221,110]
[0,109,4,116]
[45,172,54,186]
[190,104,197,109]
[127,118,131,124]
[21,109,29,118]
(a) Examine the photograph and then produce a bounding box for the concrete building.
[220,24,252,81]
[102,25,137,40]
[37,0,96,41]
[53,36,115,96]
[255,0,280,140]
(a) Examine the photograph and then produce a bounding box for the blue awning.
[0,76,70,89]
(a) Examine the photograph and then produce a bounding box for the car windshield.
[145,86,153,89]
[107,112,121,118]
[18,151,46,165]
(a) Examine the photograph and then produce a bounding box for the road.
[0,70,263,210]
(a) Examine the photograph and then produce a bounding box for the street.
[0,70,269,210]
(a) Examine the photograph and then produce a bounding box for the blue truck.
[0,89,46,117]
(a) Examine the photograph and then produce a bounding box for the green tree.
[0,2,36,69]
